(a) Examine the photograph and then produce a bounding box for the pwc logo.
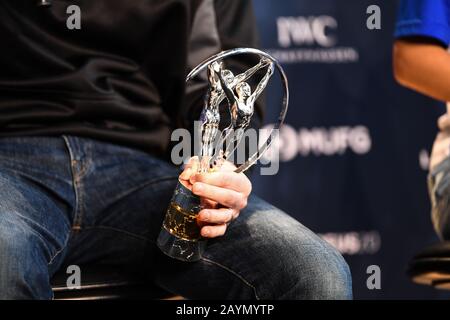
[277,15,338,48]
[267,15,359,64]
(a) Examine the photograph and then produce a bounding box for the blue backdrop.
[252,0,448,299]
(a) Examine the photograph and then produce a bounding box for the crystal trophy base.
[157,179,206,262]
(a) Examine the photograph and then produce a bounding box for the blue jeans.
[0,136,352,299]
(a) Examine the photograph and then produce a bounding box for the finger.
[180,157,199,181]
[179,167,193,181]
[183,156,199,170]
[201,198,218,209]
[432,132,450,156]
[198,208,237,224]
[201,224,227,238]
[430,132,450,170]
[192,182,247,210]
[220,160,237,172]
[438,114,450,131]
[191,171,252,196]
[178,178,194,192]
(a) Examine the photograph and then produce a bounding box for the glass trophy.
[157,48,289,262]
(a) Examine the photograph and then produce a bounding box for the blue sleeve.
[394,0,450,46]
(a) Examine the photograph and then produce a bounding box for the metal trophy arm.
[186,48,289,174]
[249,61,275,106]
[233,59,268,88]
[215,67,239,107]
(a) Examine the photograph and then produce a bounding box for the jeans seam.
[0,173,71,268]
[200,257,260,300]
[73,179,84,230]
[82,225,156,244]
[7,210,67,266]
[62,136,83,231]
[74,158,91,179]
[46,138,75,269]
[48,238,70,267]
[74,176,179,250]
[106,175,179,209]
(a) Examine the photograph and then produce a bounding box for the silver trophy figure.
[200,58,272,171]
[157,48,289,262]
[208,58,274,168]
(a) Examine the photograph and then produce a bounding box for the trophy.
[157,48,289,262]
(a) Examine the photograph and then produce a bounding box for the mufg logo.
[268,15,359,63]
[260,124,372,161]
[277,15,338,48]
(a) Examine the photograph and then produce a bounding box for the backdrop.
[251,0,448,299]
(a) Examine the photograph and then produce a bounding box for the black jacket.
[0,0,263,157]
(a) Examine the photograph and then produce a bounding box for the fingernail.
[202,228,210,237]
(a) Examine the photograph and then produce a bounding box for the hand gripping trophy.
[157,48,289,262]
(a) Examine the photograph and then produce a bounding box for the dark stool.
[407,242,450,290]
[51,266,177,300]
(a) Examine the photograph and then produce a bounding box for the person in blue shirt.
[393,0,450,239]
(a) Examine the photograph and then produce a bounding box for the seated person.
[0,0,351,299]
[393,0,450,239]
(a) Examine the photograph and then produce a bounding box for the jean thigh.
[61,141,180,274]
[0,166,74,299]
[153,195,352,300]
[0,137,74,270]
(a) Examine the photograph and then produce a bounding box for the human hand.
[179,157,252,238]
[430,113,450,170]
